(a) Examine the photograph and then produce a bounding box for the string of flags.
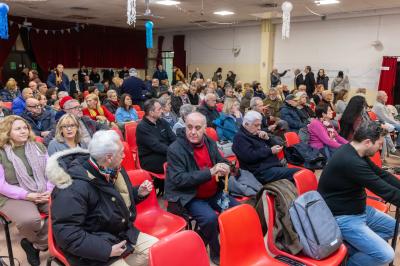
[8,19,87,35]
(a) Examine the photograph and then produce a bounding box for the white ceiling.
[5,0,400,30]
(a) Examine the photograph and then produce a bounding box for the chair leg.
[0,216,15,266]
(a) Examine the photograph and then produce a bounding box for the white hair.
[58,91,69,99]
[88,130,121,163]
[179,104,195,118]
[249,97,262,110]
[242,110,262,126]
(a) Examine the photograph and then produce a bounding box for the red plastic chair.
[3,101,12,109]
[137,111,145,119]
[125,122,138,156]
[219,204,287,266]
[128,169,186,238]
[112,126,124,141]
[149,231,209,266]
[132,105,142,112]
[135,152,166,180]
[266,194,347,266]
[122,141,136,172]
[369,151,382,168]
[216,103,224,112]
[205,127,219,142]
[293,169,318,195]
[35,136,44,143]
[368,111,378,121]
[47,198,71,266]
[284,132,301,147]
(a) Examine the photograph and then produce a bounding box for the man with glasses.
[22,98,55,137]
[198,93,220,128]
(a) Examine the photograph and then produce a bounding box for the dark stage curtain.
[173,35,186,75]
[157,35,164,66]
[378,56,398,105]
[0,20,20,69]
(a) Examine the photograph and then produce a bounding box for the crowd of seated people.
[0,64,399,266]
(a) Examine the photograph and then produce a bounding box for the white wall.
[159,25,261,83]
[274,14,400,92]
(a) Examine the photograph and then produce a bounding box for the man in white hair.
[198,92,220,128]
[120,68,147,108]
[165,112,238,265]
[48,130,157,266]
[233,110,300,184]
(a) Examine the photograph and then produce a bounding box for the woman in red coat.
[82,93,115,125]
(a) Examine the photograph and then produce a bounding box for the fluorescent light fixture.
[156,0,181,5]
[213,10,235,16]
[315,0,340,5]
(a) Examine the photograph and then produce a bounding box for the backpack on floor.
[289,191,342,260]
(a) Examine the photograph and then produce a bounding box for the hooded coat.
[47,148,143,266]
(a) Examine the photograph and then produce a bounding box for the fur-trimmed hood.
[46,147,90,189]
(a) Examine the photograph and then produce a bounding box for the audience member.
[136,99,176,174]
[172,104,196,134]
[316,68,329,90]
[331,71,350,96]
[263,87,283,118]
[89,67,101,84]
[28,81,39,97]
[165,112,238,265]
[240,85,253,113]
[0,78,19,102]
[48,114,87,155]
[191,67,204,82]
[0,116,52,265]
[172,66,185,85]
[120,68,147,108]
[294,68,304,90]
[118,66,129,79]
[69,74,82,99]
[153,64,168,84]
[22,98,54,138]
[49,130,157,266]
[45,88,57,107]
[270,67,289,87]
[171,84,190,115]
[280,94,307,132]
[28,70,41,84]
[103,89,119,114]
[304,66,316,98]
[321,90,336,112]
[0,96,11,120]
[82,75,94,91]
[318,121,399,266]
[188,84,200,105]
[225,71,236,87]
[37,83,48,96]
[253,82,266,100]
[212,67,223,83]
[82,94,115,125]
[47,64,70,92]
[159,96,178,128]
[214,98,242,141]
[198,93,220,128]
[296,91,315,121]
[12,87,33,116]
[334,89,349,119]
[77,66,88,83]
[115,94,139,124]
[232,111,299,184]
[308,104,348,159]
[313,84,324,106]
[340,95,369,140]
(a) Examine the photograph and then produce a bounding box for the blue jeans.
[335,206,395,266]
[255,166,300,184]
[186,191,239,258]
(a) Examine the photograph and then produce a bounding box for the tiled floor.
[1,155,400,266]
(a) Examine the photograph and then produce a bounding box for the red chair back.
[48,199,71,266]
[132,105,142,112]
[205,127,219,142]
[293,169,318,195]
[216,103,224,112]
[137,111,145,119]
[369,151,382,168]
[219,204,286,266]
[3,102,12,109]
[112,126,124,141]
[121,142,136,171]
[284,132,300,147]
[124,122,138,153]
[368,111,378,121]
[35,136,44,143]
[149,231,209,266]
[128,170,159,212]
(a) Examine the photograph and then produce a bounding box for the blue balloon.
[145,21,153,49]
[0,3,9,40]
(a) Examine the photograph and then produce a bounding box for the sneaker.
[20,238,40,266]
[390,149,400,158]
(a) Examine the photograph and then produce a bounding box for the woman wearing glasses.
[48,114,87,156]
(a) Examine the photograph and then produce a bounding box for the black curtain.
[19,28,43,80]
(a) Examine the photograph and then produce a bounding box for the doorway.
[162,51,174,85]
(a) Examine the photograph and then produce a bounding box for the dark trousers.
[186,191,239,258]
[255,166,300,184]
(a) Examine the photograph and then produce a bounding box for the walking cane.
[389,206,400,266]
[217,174,230,211]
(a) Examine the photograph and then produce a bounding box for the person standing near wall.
[304,66,316,99]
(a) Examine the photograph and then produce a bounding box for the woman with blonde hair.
[82,93,115,124]
[0,78,20,102]
[48,114,87,156]
[171,84,190,114]
[0,115,52,265]
[213,98,242,141]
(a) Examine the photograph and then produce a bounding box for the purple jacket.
[308,119,348,150]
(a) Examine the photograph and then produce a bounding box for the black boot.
[20,238,40,266]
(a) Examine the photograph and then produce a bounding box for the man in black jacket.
[304,65,315,98]
[136,99,176,174]
[318,121,400,266]
[48,130,157,266]
[233,110,299,184]
[165,112,238,265]
[198,93,220,128]
[120,68,147,109]
[22,98,55,138]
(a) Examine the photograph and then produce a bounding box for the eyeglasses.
[27,105,42,109]
[61,124,77,130]
[65,106,82,111]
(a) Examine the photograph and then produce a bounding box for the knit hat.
[60,96,73,109]
[285,94,300,101]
